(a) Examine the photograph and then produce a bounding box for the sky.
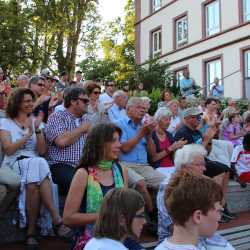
[98,0,126,22]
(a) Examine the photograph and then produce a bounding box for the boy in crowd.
[155,170,229,250]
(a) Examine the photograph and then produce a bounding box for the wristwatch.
[35,128,42,134]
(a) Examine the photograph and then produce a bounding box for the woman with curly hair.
[0,88,71,250]
[63,123,128,249]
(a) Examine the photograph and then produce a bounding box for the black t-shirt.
[174,125,203,145]
[33,98,50,123]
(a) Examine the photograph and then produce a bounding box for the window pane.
[176,17,188,47]
[244,0,250,21]
[206,1,220,36]
[159,32,162,50]
[206,59,222,92]
[153,0,162,12]
[152,30,162,57]
[245,51,250,78]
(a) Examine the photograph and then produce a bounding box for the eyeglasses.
[134,212,146,219]
[77,97,89,104]
[93,91,101,95]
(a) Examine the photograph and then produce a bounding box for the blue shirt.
[211,84,224,97]
[180,78,194,96]
[108,103,126,122]
[115,116,148,164]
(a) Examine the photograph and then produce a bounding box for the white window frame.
[152,0,162,12]
[205,0,220,36]
[243,0,250,22]
[206,59,222,94]
[176,16,188,48]
[245,50,250,78]
[152,29,162,58]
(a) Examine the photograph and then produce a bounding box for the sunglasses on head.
[77,97,89,104]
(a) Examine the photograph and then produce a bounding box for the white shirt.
[231,145,250,176]
[167,116,181,136]
[54,104,66,112]
[85,238,129,250]
[155,239,199,250]
[99,92,113,106]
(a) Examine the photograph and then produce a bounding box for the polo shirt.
[115,116,148,164]
[174,125,203,145]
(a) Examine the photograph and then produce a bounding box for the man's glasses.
[77,97,89,104]
[37,83,45,87]
[93,91,101,95]
[107,84,114,87]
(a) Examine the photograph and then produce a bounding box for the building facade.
[135,0,250,98]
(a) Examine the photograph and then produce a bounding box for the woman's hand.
[168,138,187,152]
[34,112,44,130]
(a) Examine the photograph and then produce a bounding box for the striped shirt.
[45,109,89,166]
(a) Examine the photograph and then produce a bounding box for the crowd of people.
[0,67,250,250]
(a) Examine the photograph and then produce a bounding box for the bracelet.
[35,128,42,134]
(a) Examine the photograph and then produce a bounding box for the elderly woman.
[157,144,235,250]
[151,108,186,176]
[86,82,109,124]
[0,88,71,250]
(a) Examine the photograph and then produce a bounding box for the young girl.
[85,188,146,250]
[223,112,244,147]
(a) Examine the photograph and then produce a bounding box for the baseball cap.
[183,107,203,118]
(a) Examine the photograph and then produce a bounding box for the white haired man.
[157,144,235,250]
[115,97,165,217]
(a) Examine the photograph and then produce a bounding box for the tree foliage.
[0,0,100,78]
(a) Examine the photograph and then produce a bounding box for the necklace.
[14,119,26,130]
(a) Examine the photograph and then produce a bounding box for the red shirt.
[159,136,173,167]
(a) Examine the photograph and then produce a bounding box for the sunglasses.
[37,83,45,87]
[107,84,114,87]
[93,91,101,95]
[77,97,89,104]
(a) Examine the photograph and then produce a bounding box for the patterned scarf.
[86,161,124,213]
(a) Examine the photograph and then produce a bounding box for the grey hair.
[154,107,172,121]
[29,75,44,87]
[126,97,142,109]
[113,90,126,99]
[140,96,151,102]
[17,74,29,81]
[174,144,207,170]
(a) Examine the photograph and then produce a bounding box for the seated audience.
[115,97,165,218]
[63,123,128,249]
[85,188,146,250]
[108,90,128,122]
[0,88,71,249]
[156,170,225,250]
[157,144,235,250]
[45,87,90,194]
[151,108,186,176]
[174,108,234,222]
